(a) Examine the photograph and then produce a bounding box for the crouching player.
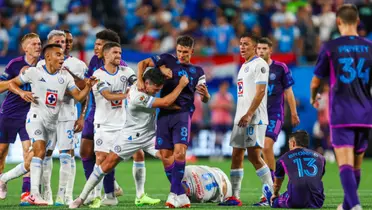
[182,165,232,203]
[263,130,325,208]
[69,68,189,208]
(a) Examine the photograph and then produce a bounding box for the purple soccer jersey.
[274,148,325,208]
[314,36,372,128]
[0,56,36,143]
[266,60,294,141]
[81,55,130,140]
[151,53,206,149]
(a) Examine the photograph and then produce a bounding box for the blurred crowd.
[1,0,372,63]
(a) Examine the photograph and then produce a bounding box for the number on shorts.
[247,126,254,135]
[67,130,73,139]
[267,120,276,132]
[180,127,188,141]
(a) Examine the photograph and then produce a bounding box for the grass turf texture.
[1,158,372,210]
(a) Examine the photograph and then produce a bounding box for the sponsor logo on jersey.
[111,99,123,108]
[58,77,64,84]
[45,91,58,107]
[237,80,243,95]
[192,172,204,200]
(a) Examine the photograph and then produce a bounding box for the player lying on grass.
[69,68,189,208]
[181,165,232,203]
[263,130,325,209]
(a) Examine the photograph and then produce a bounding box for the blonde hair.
[21,33,39,45]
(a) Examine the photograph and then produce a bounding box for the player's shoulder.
[5,56,25,69]
[272,60,289,73]
[154,53,177,62]
[36,59,46,67]
[189,64,204,74]
[93,67,105,76]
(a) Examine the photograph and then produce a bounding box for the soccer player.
[310,4,372,210]
[69,68,189,209]
[0,33,41,205]
[220,33,273,206]
[137,35,210,208]
[181,165,232,203]
[255,37,300,205]
[82,29,154,207]
[36,30,88,206]
[0,44,95,205]
[263,130,325,208]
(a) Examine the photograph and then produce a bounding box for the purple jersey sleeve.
[314,44,330,78]
[0,61,18,81]
[275,159,285,179]
[151,53,176,67]
[281,64,295,89]
[85,56,96,78]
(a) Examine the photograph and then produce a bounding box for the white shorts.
[26,114,56,147]
[112,131,158,160]
[94,127,120,153]
[229,124,267,148]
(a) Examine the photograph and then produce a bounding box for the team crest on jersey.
[58,77,64,84]
[189,66,196,74]
[237,80,243,95]
[244,66,250,73]
[45,91,58,107]
[111,100,123,108]
[270,73,276,80]
[120,76,127,83]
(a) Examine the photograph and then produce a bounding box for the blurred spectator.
[240,0,259,31]
[65,2,89,29]
[212,15,237,54]
[3,16,20,55]
[273,13,300,53]
[219,0,239,24]
[286,0,308,14]
[0,22,9,56]
[257,0,276,37]
[271,2,289,29]
[357,0,372,34]
[51,0,70,16]
[34,2,59,40]
[209,81,234,160]
[312,2,336,42]
[188,93,204,162]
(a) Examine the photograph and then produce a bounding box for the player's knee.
[133,150,145,161]
[262,146,272,155]
[24,160,31,171]
[173,150,186,161]
[34,149,46,159]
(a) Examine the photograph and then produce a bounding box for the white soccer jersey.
[234,57,269,125]
[182,165,231,203]
[19,66,76,127]
[124,83,156,137]
[93,66,136,131]
[37,57,87,121]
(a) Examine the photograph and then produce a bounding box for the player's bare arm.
[284,87,300,126]
[100,88,128,101]
[63,66,86,90]
[137,58,155,90]
[238,83,266,127]
[0,81,10,93]
[152,75,189,108]
[310,76,321,108]
[68,76,97,102]
[8,76,36,103]
[271,177,284,203]
[196,84,210,103]
[74,96,89,132]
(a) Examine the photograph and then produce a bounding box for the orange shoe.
[20,192,31,206]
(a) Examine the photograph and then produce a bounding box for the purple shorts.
[271,191,324,208]
[265,113,283,142]
[82,118,94,140]
[0,117,29,143]
[155,112,192,150]
[331,127,370,154]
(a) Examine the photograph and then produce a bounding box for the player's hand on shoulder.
[179,75,189,87]
[86,76,97,88]
[20,66,30,74]
[159,65,172,79]
[20,91,37,103]
[137,79,145,92]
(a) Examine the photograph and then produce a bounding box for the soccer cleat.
[89,197,102,208]
[165,192,178,208]
[101,196,118,206]
[69,197,84,209]
[261,184,273,207]
[177,194,191,208]
[218,196,242,206]
[0,180,7,200]
[55,195,65,206]
[135,193,161,206]
[43,187,53,205]
[83,191,95,205]
[65,195,73,206]
[20,192,31,206]
[114,186,124,197]
[27,194,48,206]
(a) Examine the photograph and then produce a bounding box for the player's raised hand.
[238,113,252,127]
[20,91,36,103]
[179,75,189,87]
[86,76,97,87]
[137,79,145,92]
[159,65,172,79]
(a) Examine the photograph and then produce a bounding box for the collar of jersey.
[23,55,39,67]
[245,56,258,64]
[42,65,58,76]
[102,66,119,75]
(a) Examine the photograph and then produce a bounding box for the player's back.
[278,148,325,207]
[315,36,372,126]
[0,56,32,119]
[151,53,206,114]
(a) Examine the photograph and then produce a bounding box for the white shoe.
[65,195,73,206]
[177,194,191,208]
[165,192,178,208]
[69,197,84,209]
[83,191,95,205]
[351,205,363,210]
[0,180,7,200]
[114,187,124,197]
[43,186,53,205]
[27,193,48,206]
[101,196,118,206]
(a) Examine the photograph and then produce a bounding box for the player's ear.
[336,17,342,27]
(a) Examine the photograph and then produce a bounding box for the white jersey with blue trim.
[234,56,269,125]
[92,66,136,131]
[19,66,76,127]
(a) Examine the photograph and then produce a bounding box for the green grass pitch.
[1,158,372,210]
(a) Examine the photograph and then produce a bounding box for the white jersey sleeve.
[132,89,155,108]
[19,67,38,84]
[65,72,76,92]
[36,59,45,68]
[254,62,269,85]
